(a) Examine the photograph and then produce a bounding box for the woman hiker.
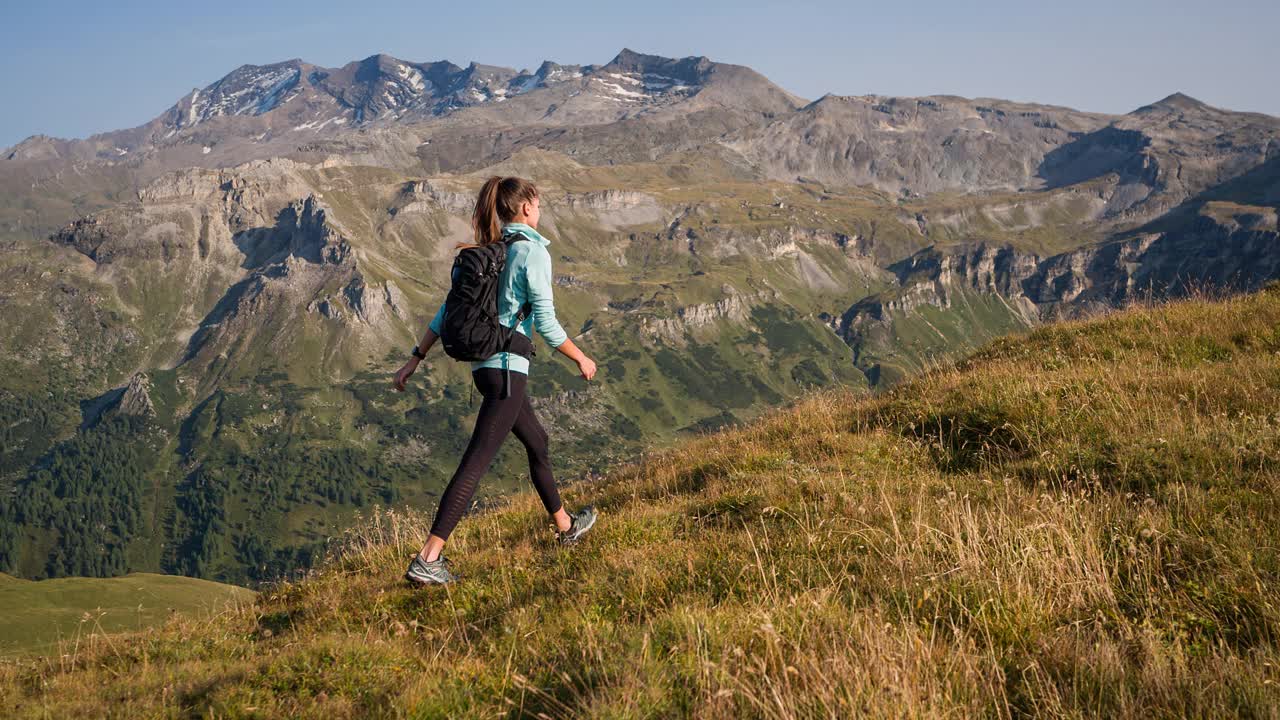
[392,176,599,586]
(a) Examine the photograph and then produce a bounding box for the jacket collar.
[501,222,550,246]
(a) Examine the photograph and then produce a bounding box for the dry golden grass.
[3,286,1279,718]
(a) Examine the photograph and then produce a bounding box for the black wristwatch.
[411,346,426,360]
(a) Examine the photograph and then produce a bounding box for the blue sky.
[3,0,1277,148]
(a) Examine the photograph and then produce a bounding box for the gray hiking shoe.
[404,554,458,586]
[556,505,598,546]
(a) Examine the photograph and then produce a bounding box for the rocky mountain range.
[1,48,1276,583]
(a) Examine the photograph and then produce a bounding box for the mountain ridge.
[2,48,795,154]
[9,49,1277,164]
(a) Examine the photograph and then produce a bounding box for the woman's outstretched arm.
[525,246,596,380]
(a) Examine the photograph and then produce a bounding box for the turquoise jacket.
[428,222,569,375]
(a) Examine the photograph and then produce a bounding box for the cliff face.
[637,284,780,343]
[564,190,665,230]
[839,203,1280,383]
[395,179,473,216]
[884,244,1041,316]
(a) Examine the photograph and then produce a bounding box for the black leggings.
[429,368,564,540]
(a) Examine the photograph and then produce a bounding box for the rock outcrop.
[638,284,781,343]
[114,372,156,418]
[328,276,408,325]
[396,179,473,215]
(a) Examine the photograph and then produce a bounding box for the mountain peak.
[234,58,304,72]
[606,48,708,72]
[608,48,646,65]
[3,134,67,161]
[171,61,306,129]
[1134,92,1211,114]
[361,53,399,63]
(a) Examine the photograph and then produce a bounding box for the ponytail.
[468,175,539,247]
[472,176,504,247]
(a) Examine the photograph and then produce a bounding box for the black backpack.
[438,235,536,364]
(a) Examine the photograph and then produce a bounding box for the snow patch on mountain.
[187,89,200,127]
[395,63,429,94]
[508,62,588,96]
[606,72,643,86]
[596,71,696,100]
[513,74,543,93]
[183,65,302,128]
[253,70,301,114]
[599,79,647,100]
[294,117,343,131]
[546,68,583,82]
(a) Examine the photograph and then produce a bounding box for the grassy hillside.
[2,287,1278,717]
[0,572,253,657]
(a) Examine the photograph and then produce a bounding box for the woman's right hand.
[392,359,419,392]
[553,338,595,381]
[577,356,597,381]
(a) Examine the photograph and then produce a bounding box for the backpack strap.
[502,229,530,246]
[513,300,533,324]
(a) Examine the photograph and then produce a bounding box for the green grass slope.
[0,572,253,657]
[2,287,1278,717]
